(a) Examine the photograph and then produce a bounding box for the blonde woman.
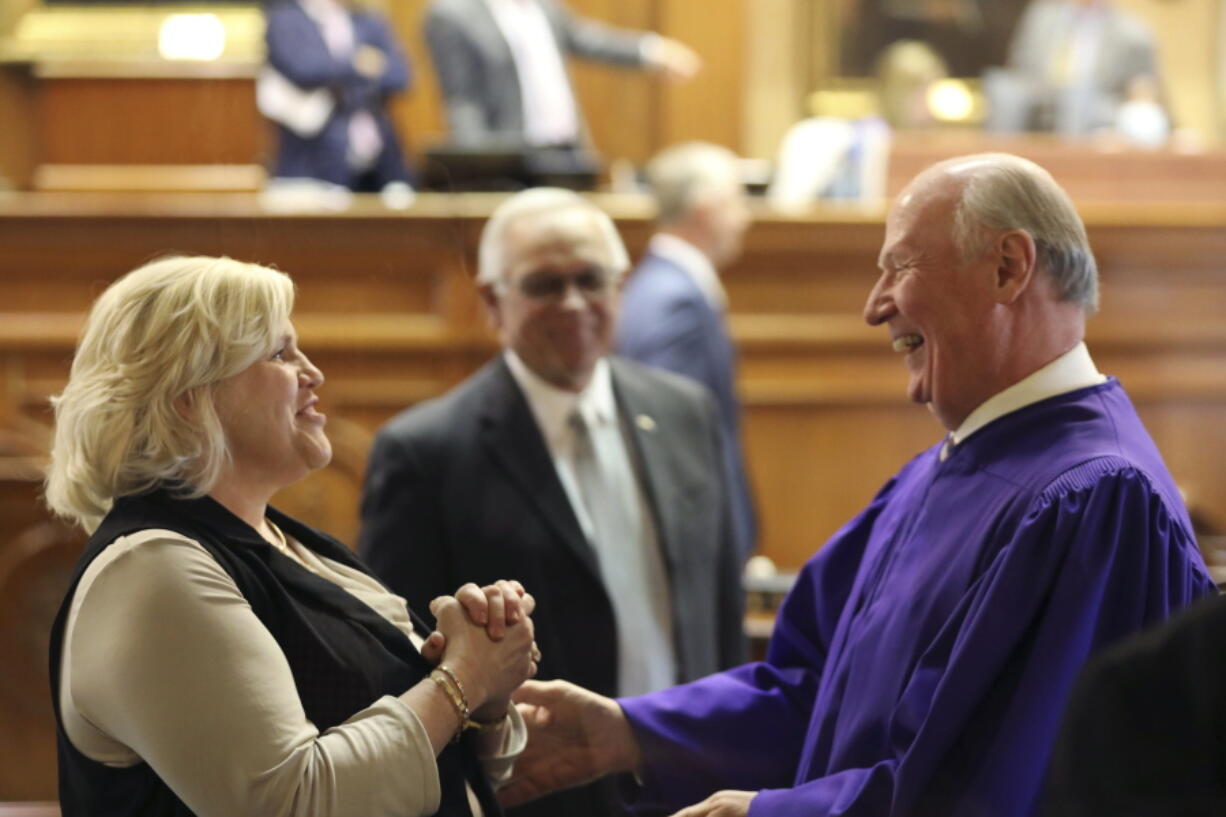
[47,255,537,817]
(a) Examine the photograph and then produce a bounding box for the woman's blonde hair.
[45,255,295,532]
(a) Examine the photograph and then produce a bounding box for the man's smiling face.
[863,176,1009,431]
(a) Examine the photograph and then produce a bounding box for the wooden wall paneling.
[566,0,657,165]
[743,401,940,568]
[38,76,265,166]
[0,4,269,190]
[1116,0,1220,144]
[741,0,808,160]
[385,0,447,153]
[0,346,71,436]
[0,65,36,188]
[233,218,456,314]
[723,214,885,315]
[656,0,745,152]
[0,517,82,802]
[1135,401,1226,530]
[886,133,1226,202]
[0,0,37,195]
[0,425,84,802]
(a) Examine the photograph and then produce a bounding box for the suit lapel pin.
[635,414,657,432]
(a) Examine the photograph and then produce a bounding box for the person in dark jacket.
[359,188,746,817]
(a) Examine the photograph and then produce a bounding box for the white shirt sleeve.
[475,703,528,789]
[59,530,456,817]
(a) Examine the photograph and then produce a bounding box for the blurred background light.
[927,79,975,123]
[158,13,226,61]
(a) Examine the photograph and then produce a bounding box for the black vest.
[49,489,498,817]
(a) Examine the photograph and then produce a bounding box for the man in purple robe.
[497,153,1218,817]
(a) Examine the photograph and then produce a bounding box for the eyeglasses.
[511,268,616,301]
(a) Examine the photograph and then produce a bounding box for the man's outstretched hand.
[498,679,642,807]
[667,790,756,817]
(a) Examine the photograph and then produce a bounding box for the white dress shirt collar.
[647,232,727,310]
[504,350,617,448]
[951,341,1107,447]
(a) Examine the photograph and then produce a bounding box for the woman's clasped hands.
[423,579,539,723]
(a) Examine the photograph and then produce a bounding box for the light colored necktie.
[568,408,675,696]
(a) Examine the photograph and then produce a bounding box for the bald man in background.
[617,142,757,562]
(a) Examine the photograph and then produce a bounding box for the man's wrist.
[601,699,644,776]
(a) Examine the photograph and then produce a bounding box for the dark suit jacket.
[264,0,412,189]
[616,251,757,562]
[1044,592,1226,817]
[423,0,648,146]
[359,355,745,817]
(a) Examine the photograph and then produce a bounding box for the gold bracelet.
[434,665,505,733]
[434,665,472,720]
[429,670,469,742]
[429,672,467,719]
[434,664,468,704]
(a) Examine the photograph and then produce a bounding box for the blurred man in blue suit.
[616,142,757,561]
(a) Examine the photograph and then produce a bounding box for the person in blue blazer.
[262,0,413,192]
[616,142,757,562]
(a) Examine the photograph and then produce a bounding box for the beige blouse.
[59,528,525,817]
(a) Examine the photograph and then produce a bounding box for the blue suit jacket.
[264,0,412,189]
[616,250,757,561]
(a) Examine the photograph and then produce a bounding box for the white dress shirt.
[504,350,678,695]
[484,0,580,145]
[948,342,1108,454]
[59,527,524,817]
[647,232,728,311]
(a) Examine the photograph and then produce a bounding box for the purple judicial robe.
[620,379,1217,817]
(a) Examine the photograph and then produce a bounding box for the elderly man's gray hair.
[647,141,742,225]
[476,187,630,288]
[949,153,1099,313]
